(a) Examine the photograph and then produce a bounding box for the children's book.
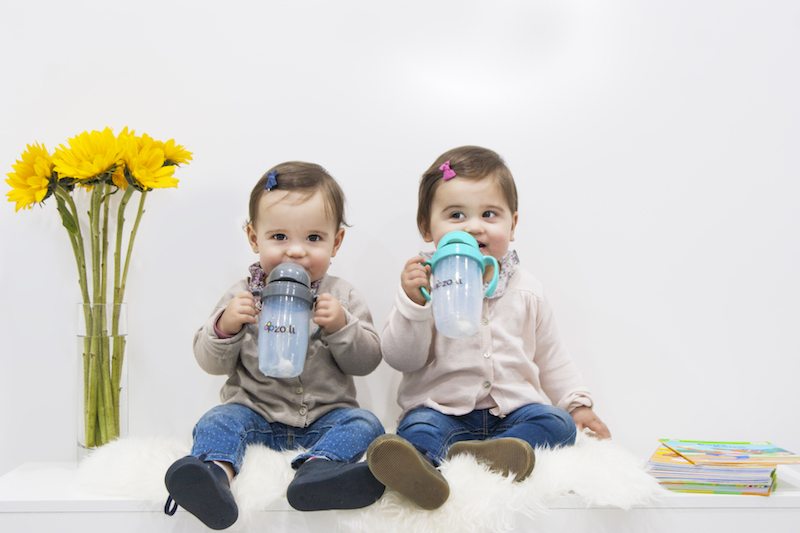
[660,439,800,466]
[646,444,777,496]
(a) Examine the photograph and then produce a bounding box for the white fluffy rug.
[77,433,662,532]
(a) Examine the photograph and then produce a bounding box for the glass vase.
[77,303,128,457]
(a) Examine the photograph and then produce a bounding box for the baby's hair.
[416,146,518,236]
[247,161,349,228]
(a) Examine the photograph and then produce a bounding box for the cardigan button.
[483,381,491,389]
[299,406,308,415]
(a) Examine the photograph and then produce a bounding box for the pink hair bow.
[439,160,456,181]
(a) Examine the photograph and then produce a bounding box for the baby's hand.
[218,291,258,336]
[571,406,611,439]
[313,293,346,334]
[401,255,431,306]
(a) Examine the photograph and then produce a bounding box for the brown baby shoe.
[366,434,450,510]
[446,437,535,482]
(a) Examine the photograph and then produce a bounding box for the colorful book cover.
[660,439,800,466]
[647,445,774,475]
[646,445,777,496]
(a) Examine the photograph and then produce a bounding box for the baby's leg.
[164,403,274,529]
[447,403,575,482]
[287,408,385,511]
[292,407,384,466]
[396,406,474,465]
[366,407,470,510]
[492,403,577,449]
[189,403,276,475]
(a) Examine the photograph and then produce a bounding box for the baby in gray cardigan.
[164,162,385,529]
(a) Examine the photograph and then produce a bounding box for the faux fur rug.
[76,433,662,532]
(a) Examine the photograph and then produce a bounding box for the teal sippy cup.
[421,231,499,338]
[258,262,314,378]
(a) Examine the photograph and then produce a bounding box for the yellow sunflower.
[52,127,122,182]
[5,143,54,211]
[112,127,139,189]
[160,138,193,165]
[122,134,178,190]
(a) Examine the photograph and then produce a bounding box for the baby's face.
[247,189,344,282]
[424,175,518,263]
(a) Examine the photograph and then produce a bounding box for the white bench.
[2,462,800,532]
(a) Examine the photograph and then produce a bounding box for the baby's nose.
[463,220,482,234]
[286,244,306,257]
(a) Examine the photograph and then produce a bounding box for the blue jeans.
[398,403,577,466]
[191,403,384,474]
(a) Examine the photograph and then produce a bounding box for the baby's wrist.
[214,315,239,338]
[402,286,425,306]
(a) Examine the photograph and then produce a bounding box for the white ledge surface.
[2,462,800,532]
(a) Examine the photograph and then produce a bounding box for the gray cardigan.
[193,274,382,427]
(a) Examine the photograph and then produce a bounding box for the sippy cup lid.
[267,262,311,287]
[263,262,314,304]
[428,231,486,270]
[421,230,500,300]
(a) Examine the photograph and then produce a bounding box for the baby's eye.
[482,210,497,219]
[307,234,322,242]
[449,211,465,220]
[272,233,287,241]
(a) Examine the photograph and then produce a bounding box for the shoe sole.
[287,462,386,511]
[366,435,449,510]
[164,458,238,530]
[446,437,535,482]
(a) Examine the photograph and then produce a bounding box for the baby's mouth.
[478,242,487,248]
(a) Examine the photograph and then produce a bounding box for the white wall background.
[1,0,798,477]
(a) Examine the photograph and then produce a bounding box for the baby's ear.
[421,223,433,243]
[510,212,519,241]
[331,227,346,257]
[245,223,259,253]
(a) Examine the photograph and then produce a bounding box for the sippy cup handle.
[419,260,432,302]
[483,256,500,297]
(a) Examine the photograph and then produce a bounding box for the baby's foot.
[164,455,238,530]
[287,458,385,511]
[446,437,535,482]
[366,434,449,510]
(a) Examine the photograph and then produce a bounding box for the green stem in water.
[111,186,134,435]
[98,184,116,441]
[86,186,100,446]
[111,190,146,437]
[88,185,113,445]
[54,187,94,447]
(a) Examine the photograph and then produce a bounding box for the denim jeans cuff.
[291,450,342,469]
[424,448,444,467]
[197,452,243,475]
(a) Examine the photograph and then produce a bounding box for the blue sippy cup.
[420,231,499,338]
[258,262,314,378]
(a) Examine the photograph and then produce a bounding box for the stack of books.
[646,439,800,496]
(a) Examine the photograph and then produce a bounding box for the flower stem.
[88,185,114,445]
[110,190,146,434]
[98,184,116,441]
[120,190,147,305]
[111,187,134,434]
[54,187,94,447]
